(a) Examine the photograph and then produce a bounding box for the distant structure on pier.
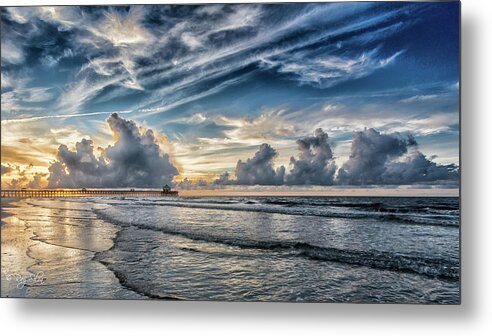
[1,185,178,198]
[161,184,178,195]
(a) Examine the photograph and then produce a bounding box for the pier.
[1,186,178,198]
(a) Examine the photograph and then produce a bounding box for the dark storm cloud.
[234,143,285,185]
[286,128,337,185]
[47,113,178,188]
[337,128,458,185]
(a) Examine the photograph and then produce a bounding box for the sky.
[0,2,460,194]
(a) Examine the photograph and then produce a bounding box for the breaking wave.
[94,208,459,280]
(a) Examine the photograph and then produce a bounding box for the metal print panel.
[0,2,460,303]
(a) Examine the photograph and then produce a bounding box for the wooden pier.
[1,188,178,198]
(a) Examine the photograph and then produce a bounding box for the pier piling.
[1,188,178,198]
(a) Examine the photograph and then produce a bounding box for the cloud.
[382,149,459,185]
[337,128,412,185]
[221,108,296,144]
[173,177,210,189]
[181,32,203,51]
[0,3,419,122]
[1,39,25,65]
[399,94,439,103]
[234,143,286,185]
[286,128,337,185]
[40,48,74,68]
[1,165,12,175]
[27,173,47,188]
[214,171,232,185]
[7,122,458,189]
[0,163,47,189]
[1,118,93,168]
[174,127,456,189]
[337,128,458,185]
[0,110,133,125]
[79,6,153,90]
[2,87,56,108]
[47,113,179,188]
[172,177,194,190]
[260,48,405,88]
[0,4,459,190]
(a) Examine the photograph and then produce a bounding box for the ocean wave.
[93,208,459,280]
[165,197,459,213]
[318,203,458,213]
[128,200,459,227]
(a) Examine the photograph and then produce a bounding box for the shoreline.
[1,199,38,297]
[1,198,22,240]
[1,198,16,225]
[1,199,144,299]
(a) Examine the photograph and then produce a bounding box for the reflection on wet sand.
[1,199,143,299]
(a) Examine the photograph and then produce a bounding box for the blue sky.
[1,2,460,191]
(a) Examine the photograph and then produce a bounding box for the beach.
[1,198,142,299]
[1,196,459,303]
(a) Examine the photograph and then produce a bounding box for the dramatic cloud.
[47,113,178,188]
[337,128,410,185]
[3,122,459,189]
[286,128,337,185]
[1,3,421,122]
[337,128,458,185]
[234,144,285,185]
[202,127,457,188]
[382,149,459,185]
[0,3,459,190]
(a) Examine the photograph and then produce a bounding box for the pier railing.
[1,189,178,198]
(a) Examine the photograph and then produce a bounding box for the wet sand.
[1,198,15,223]
[1,198,144,299]
[1,199,35,296]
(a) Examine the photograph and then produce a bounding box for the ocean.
[0,196,460,303]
